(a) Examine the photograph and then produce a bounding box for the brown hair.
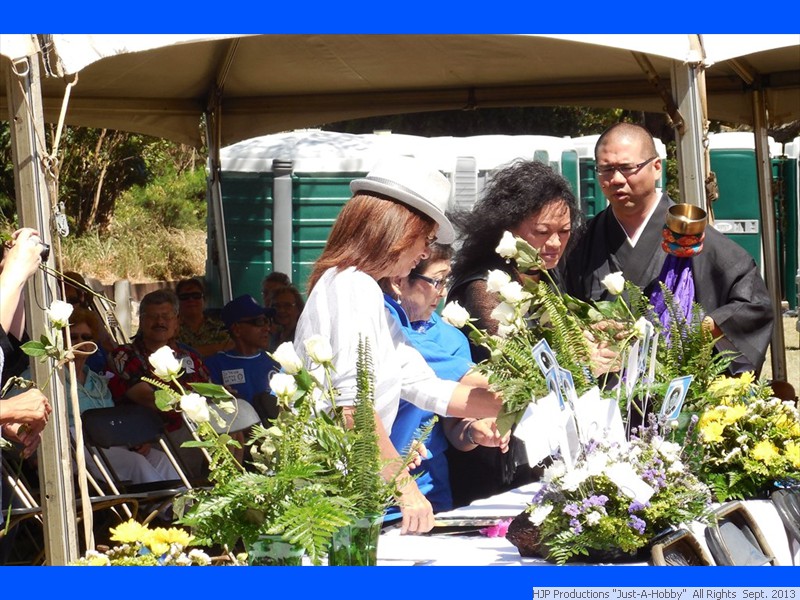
[69,306,102,340]
[306,193,435,292]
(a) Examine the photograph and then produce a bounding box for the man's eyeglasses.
[272,302,297,310]
[238,316,270,327]
[410,272,447,291]
[596,156,658,178]
[178,292,204,301]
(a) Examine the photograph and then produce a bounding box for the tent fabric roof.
[1,34,798,147]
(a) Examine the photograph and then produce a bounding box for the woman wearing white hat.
[295,155,502,535]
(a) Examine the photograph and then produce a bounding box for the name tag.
[221,368,246,386]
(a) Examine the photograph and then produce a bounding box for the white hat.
[350,156,455,244]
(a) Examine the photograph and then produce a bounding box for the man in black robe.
[562,123,773,374]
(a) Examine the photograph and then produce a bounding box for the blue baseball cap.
[221,295,276,329]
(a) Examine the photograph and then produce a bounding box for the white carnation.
[528,504,554,526]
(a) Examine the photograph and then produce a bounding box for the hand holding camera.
[1,228,47,282]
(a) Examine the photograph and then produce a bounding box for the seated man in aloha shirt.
[109,288,211,480]
[204,295,281,423]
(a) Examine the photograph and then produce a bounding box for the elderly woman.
[175,277,232,358]
[446,159,585,507]
[294,155,502,535]
[380,243,509,517]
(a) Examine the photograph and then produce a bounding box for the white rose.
[498,281,531,305]
[495,231,518,259]
[601,271,625,296]
[270,372,298,399]
[271,342,304,374]
[148,346,183,380]
[496,322,519,339]
[486,269,512,294]
[633,317,653,339]
[46,300,74,329]
[490,301,516,326]
[180,393,210,424]
[304,335,334,365]
[528,504,554,526]
[441,301,471,328]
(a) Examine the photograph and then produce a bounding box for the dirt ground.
[762,314,800,397]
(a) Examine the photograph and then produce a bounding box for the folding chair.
[81,404,192,523]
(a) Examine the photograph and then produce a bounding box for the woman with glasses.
[175,277,233,358]
[446,159,584,507]
[294,156,503,535]
[268,283,305,352]
[379,243,509,518]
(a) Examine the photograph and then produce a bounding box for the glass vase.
[327,514,383,566]
[246,534,304,566]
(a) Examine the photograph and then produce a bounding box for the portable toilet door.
[707,131,783,279]
[782,136,799,309]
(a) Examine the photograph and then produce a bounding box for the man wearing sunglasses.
[563,122,773,375]
[204,295,280,423]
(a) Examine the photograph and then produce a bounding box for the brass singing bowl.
[666,204,707,236]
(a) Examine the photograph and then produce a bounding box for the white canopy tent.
[1,33,798,564]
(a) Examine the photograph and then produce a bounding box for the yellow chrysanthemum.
[785,442,800,469]
[707,372,755,401]
[699,409,723,427]
[150,526,194,548]
[751,440,780,463]
[720,403,748,426]
[700,421,726,443]
[109,519,150,544]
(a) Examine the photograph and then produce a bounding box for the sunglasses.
[70,333,94,343]
[178,292,204,301]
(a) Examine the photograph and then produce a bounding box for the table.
[377,484,800,566]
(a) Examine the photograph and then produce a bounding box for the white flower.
[270,372,298,399]
[271,342,304,374]
[668,460,685,474]
[188,548,211,566]
[148,346,183,380]
[495,231,518,259]
[490,301,516,326]
[498,281,531,305]
[542,460,567,483]
[304,335,333,365]
[180,393,210,423]
[441,301,471,328]
[633,317,653,339]
[601,271,625,296]
[585,451,609,476]
[486,269,512,294]
[653,438,681,463]
[585,511,603,526]
[46,300,74,329]
[496,322,520,339]
[561,467,590,492]
[528,504,554,526]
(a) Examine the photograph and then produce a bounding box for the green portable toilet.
[212,130,456,306]
[782,136,799,309]
[572,134,668,220]
[707,131,783,278]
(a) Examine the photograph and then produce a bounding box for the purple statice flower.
[563,503,581,517]
[531,487,547,504]
[628,501,649,513]
[584,494,609,508]
[569,518,583,534]
[585,439,600,454]
[628,515,647,535]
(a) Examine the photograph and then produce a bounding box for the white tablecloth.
[377,483,799,566]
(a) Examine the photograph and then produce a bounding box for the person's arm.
[0,228,42,338]
[443,416,510,452]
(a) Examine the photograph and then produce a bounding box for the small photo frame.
[532,338,559,377]
[660,375,694,421]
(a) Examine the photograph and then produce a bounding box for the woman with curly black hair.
[445,159,582,507]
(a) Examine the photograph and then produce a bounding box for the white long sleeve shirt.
[294,267,456,434]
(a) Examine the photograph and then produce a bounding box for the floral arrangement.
[687,373,800,501]
[518,418,712,565]
[72,519,214,566]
